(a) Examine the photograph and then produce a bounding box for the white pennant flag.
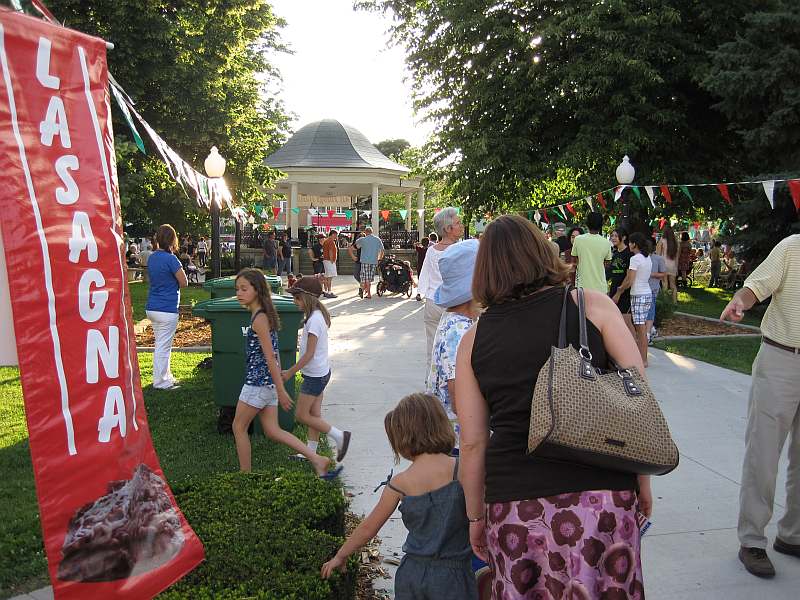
[534,210,541,223]
[308,208,318,216]
[586,196,594,212]
[416,208,425,216]
[644,186,656,208]
[762,181,775,209]
[614,185,626,202]
[364,210,372,218]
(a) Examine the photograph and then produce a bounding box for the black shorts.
[616,291,631,314]
[313,260,324,275]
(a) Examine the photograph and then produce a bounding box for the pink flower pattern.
[486,490,644,599]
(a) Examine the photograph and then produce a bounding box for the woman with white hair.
[418,207,465,367]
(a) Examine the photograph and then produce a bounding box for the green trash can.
[193,294,303,432]
[203,274,283,298]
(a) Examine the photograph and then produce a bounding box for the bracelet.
[467,515,484,523]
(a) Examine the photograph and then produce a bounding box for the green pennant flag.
[680,186,693,201]
[454,207,461,215]
[399,209,408,220]
[609,215,617,226]
[345,209,353,219]
[556,206,568,221]
[110,85,146,154]
[631,186,641,201]
[527,211,533,220]
[291,207,300,215]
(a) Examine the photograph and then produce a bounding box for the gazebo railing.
[380,230,419,249]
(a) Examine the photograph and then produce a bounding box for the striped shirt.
[743,234,800,347]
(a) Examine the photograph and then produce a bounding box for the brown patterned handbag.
[527,286,679,475]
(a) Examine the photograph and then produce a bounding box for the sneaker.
[328,292,338,298]
[415,294,422,302]
[358,288,363,298]
[738,546,775,578]
[774,537,800,558]
[336,431,352,462]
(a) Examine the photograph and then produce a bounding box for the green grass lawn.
[128,281,211,321]
[0,353,323,598]
[652,336,761,374]
[676,286,763,327]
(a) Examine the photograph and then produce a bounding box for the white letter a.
[98,386,127,443]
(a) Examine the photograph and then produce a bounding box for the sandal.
[320,466,344,481]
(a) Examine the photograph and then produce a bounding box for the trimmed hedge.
[161,470,357,599]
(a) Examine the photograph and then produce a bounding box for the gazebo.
[264,119,424,239]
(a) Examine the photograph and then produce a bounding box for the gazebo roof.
[265,119,409,173]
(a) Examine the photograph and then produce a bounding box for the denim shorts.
[300,371,331,396]
[239,384,278,409]
[646,291,657,322]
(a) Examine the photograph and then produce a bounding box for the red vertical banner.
[0,11,203,599]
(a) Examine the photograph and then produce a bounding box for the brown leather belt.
[763,336,800,355]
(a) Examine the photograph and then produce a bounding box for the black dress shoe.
[739,546,775,578]
[774,538,800,557]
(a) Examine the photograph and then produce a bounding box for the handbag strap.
[557,284,572,349]
[576,287,593,362]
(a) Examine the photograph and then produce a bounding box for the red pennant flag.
[660,186,672,204]
[327,209,335,218]
[596,192,607,210]
[541,209,550,224]
[380,209,391,220]
[716,184,732,205]
[434,208,442,215]
[693,221,701,229]
[272,206,281,219]
[658,217,667,230]
[789,180,800,211]
[566,202,576,216]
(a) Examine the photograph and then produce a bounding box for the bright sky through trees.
[269,0,433,146]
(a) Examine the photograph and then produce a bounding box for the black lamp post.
[204,146,226,278]
[615,155,636,232]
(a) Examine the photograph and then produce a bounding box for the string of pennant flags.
[523,177,800,227]
[110,75,799,230]
[109,77,241,219]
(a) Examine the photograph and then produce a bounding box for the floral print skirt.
[486,490,644,599]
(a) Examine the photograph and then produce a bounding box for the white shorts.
[239,384,277,409]
[323,260,337,277]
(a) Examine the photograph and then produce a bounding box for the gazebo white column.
[404,192,412,232]
[371,183,380,232]
[417,187,425,239]
[289,182,298,239]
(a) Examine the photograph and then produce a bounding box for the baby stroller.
[376,255,414,297]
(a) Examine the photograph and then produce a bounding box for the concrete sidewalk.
[12,276,797,599]
[319,277,799,599]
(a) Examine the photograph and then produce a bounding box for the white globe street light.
[615,155,635,185]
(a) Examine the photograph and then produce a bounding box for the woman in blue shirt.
[146,224,188,390]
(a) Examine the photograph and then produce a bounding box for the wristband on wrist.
[468,515,484,523]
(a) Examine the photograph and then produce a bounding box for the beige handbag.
[527,286,679,475]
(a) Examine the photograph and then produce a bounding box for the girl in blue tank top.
[232,269,340,479]
[321,393,478,599]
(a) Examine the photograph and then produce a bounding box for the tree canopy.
[374,138,411,159]
[48,0,291,236]
[358,0,779,219]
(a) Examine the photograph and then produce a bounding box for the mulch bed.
[135,306,212,347]
[344,511,391,600]
[656,314,756,337]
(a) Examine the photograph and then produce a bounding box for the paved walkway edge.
[674,311,761,332]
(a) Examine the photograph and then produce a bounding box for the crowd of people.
[139,210,798,598]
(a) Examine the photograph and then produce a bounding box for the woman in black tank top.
[455,215,651,599]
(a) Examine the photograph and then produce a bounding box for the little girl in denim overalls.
[321,393,477,599]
